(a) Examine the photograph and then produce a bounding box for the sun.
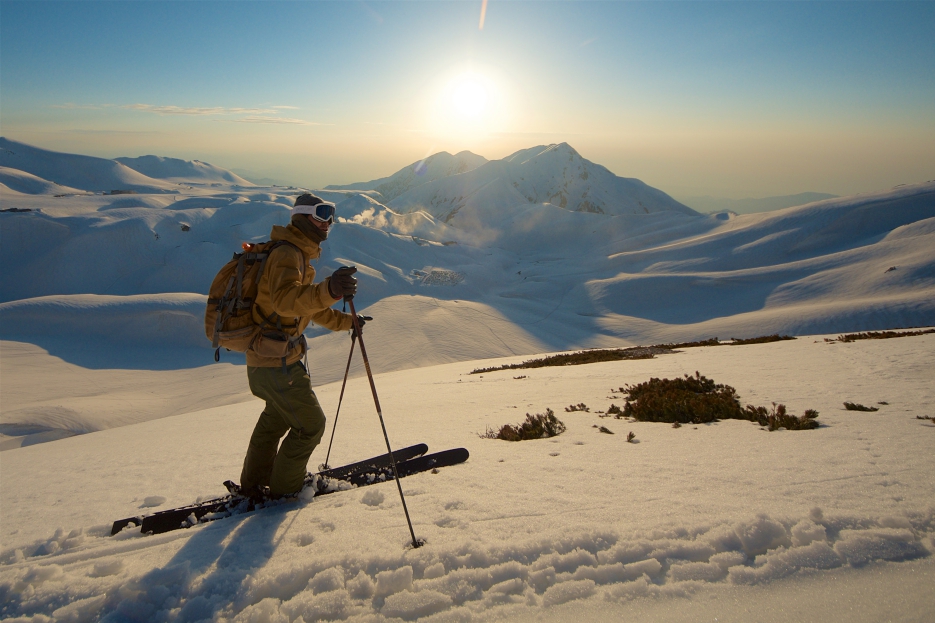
[451,74,489,120]
[421,66,510,140]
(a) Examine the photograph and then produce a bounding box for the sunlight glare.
[452,76,489,119]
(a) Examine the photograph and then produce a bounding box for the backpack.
[205,240,305,362]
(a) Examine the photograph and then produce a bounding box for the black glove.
[352,315,372,338]
[328,266,357,299]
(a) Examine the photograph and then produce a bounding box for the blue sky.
[2,1,933,197]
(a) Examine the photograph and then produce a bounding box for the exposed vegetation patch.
[470,335,800,374]
[844,402,879,412]
[565,403,589,413]
[835,328,935,342]
[655,338,721,349]
[470,347,663,374]
[594,425,614,435]
[482,409,567,441]
[619,372,820,431]
[729,334,796,345]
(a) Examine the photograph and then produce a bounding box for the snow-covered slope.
[388,143,696,228]
[1,334,933,621]
[0,138,178,193]
[326,150,488,202]
[115,155,254,186]
[0,166,87,196]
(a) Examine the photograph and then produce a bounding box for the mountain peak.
[326,150,488,202]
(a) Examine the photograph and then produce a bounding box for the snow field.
[1,334,933,621]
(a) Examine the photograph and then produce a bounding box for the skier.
[239,193,362,500]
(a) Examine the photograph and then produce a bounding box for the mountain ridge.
[325,150,488,202]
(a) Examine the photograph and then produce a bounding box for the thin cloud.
[272,105,300,110]
[65,129,161,135]
[52,103,110,110]
[359,1,384,24]
[227,116,330,126]
[123,104,276,116]
[580,37,598,48]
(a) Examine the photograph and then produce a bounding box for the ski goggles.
[308,202,336,223]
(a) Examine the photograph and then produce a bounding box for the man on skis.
[239,193,362,500]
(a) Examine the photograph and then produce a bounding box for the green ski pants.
[241,362,327,497]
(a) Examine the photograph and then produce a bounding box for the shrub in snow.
[565,403,589,412]
[482,408,567,441]
[843,401,879,412]
[729,334,795,345]
[744,403,820,431]
[620,372,819,430]
[837,328,935,342]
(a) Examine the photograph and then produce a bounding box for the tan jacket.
[246,223,353,367]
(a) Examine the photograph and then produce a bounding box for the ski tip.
[110,517,141,536]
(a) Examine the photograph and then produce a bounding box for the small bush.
[606,404,622,417]
[744,404,820,431]
[565,403,589,412]
[621,372,745,424]
[619,372,820,431]
[595,425,614,434]
[916,416,934,422]
[844,402,879,412]
[626,431,636,442]
[482,408,567,441]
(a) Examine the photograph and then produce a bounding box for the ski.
[111,443,429,536]
[111,445,470,536]
[339,447,470,487]
[318,442,428,481]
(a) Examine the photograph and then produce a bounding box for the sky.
[1,1,934,199]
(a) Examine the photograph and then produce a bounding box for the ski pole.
[321,331,357,471]
[347,298,422,549]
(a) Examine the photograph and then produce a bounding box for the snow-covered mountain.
[384,143,696,230]
[115,155,254,186]
[0,138,178,194]
[0,166,86,196]
[326,150,488,203]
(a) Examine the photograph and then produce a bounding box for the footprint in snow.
[139,496,166,508]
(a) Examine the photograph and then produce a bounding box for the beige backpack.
[205,240,305,363]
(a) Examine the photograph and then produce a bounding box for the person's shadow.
[100,502,297,622]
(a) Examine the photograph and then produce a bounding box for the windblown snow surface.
[1,140,934,621]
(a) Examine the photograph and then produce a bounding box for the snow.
[326,151,488,203]
[115,155,255,187]
[1,139,934,620]
[0,139,179,194]
[1,335,934,621]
